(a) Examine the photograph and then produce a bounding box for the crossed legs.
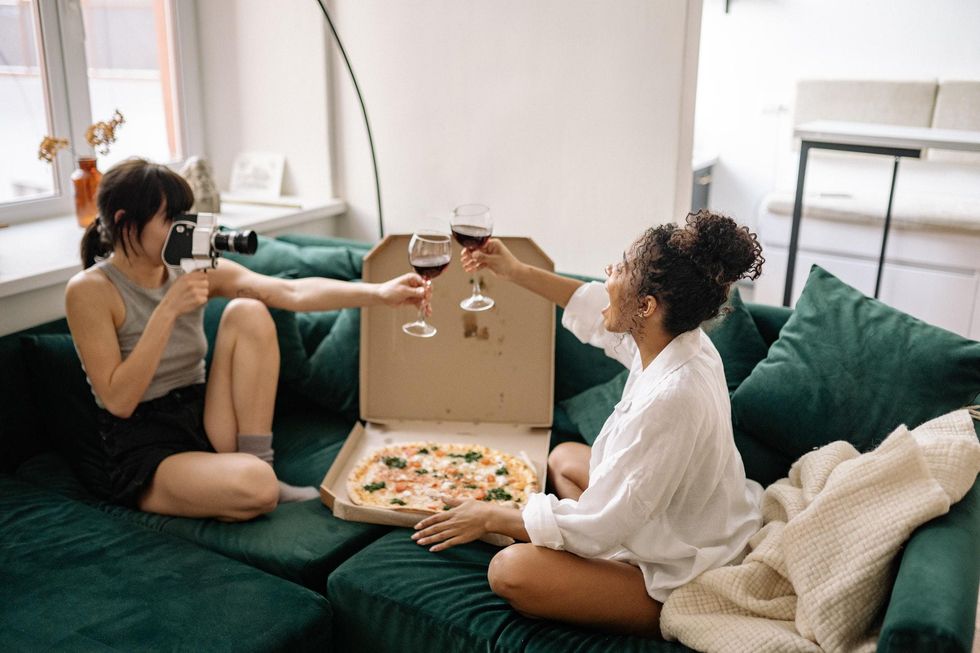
[488,441,663,637]
[139,299,280,521]
[488,545,663,637]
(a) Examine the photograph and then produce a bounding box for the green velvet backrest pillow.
[20,334,106,497]
[731,265,980,462]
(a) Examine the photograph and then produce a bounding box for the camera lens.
[213,230,258,255]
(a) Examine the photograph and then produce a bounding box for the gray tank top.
[87,260,207,407]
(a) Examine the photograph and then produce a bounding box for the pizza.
[347,442,539,512]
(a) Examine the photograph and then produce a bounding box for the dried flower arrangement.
[37,109,126,162]
[37,136,70,163]
[85,110,125,155]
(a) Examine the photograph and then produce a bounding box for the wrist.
[369,282,385,306]
[484,503,519,536]
[483,504,501,534]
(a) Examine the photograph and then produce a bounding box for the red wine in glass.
[404,231,451,338]
[451,225,491,250]
[451,204,494,311]
[412,255,451,280]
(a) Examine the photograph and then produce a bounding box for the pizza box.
[320,235,555,537]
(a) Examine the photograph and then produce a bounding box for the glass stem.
[471,275,482,298]
[419,279,430,322]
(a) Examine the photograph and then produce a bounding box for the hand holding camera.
[160,270,210,318]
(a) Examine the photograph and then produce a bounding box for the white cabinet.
[754,212,980,340]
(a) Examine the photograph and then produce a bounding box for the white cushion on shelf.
[928,81,980,165]
[764,189,980,233]
[793,79,937,129]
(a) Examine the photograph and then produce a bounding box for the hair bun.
[669,210,764,284]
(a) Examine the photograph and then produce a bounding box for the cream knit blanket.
[660,409,980,653]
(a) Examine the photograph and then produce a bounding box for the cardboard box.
[320,235,555,539]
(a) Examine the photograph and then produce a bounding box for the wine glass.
[403,231,452,338]
[451,203,494,311]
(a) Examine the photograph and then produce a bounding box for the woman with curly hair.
[412,210,766,637]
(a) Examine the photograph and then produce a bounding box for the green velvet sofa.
[1,234,977,653]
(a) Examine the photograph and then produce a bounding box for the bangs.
[158,167,194,220]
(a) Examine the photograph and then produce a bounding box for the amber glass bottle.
[71,157,102,228]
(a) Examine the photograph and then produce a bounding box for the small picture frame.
[229,152,285,199]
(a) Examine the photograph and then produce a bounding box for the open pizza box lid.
[320,235,555,535]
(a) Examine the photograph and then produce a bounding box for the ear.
[113,209,125,224]
[639,295,658,318]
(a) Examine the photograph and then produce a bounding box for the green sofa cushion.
[224,233,365,281]
[732,266,980,461]
[878,479,980,653]
[275,233,374,253]
[560,370,628,445]
[706,288,772,393]
[294,307,361,416]
[15,401,389,591]
[554,306,625,402]
[327,529,690,653]
[0,322,68,473]
[20,334,106,498]
[297,310,341,354]
[731,426,794,488]
[745,301,793,345]
[558,288,770,446]
[0,475,332,652]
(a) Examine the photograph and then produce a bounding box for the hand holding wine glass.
[377,273,429,310]
[403,231,452,338]
[451,204,495,312]
[460,238,522,282]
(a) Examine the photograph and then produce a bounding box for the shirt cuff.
[561,282,608,343]
[522,492,565,550]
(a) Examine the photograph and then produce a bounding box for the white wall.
[195,0,334,200]
[695,0,980,229]
[327,0,701,275]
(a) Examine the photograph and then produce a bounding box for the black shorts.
[96,383,213,509]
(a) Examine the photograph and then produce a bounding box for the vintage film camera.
[162,213,258,272]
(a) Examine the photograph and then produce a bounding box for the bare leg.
[202,299,316,503]
[139,451,278,521]
[488,544,662,638]
[547,442,591,500]
[203,298,279,452]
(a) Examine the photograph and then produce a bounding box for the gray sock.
[237,434,319,503]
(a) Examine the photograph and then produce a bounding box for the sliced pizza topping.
[447,450,483,463]
[484,487,513,502]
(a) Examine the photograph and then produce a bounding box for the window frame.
[0,0,204,226]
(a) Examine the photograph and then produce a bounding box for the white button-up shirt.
[523,282,763,602]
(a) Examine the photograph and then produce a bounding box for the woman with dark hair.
[67,158,427,520]
[412,210,766,637]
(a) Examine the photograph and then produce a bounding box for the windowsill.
[0,197,346,300]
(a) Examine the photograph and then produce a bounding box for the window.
[0,1,56,205]
[0,0,201,224]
